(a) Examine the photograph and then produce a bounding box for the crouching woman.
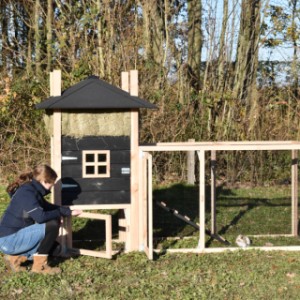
[0,164,82,274]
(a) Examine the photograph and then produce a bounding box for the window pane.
[86,166,95,174]
[98,166,107,174]
[86,154,95,162]
[98,154,107,162]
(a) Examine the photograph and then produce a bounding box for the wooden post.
[50,70,62,205]
[121,70,140,251]
[117,210,127,242]
[64,215,73,249]
[139,149,145,251]
[187,139,195,184]
[130,70,138,96]
[141,152,147,251]
[120,71,130,249]
[50,70,61,97]
[292,150,298,236]
[130,70,139,251]
[197,150,206,251]
[141,152,153,259]
[49,70,65,248]
[147,153,153,260]
[211,150,217,234]
[121,71,129,93]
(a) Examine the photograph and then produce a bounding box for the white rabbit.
[236,234,251,248]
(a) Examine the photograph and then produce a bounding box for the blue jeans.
[0,223,45,260]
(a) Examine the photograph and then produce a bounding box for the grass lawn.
[153,183,300,249]
[1,184,300,299]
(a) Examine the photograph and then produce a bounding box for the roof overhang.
[36,75,157,110]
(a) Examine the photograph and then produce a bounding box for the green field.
[1,184,300,299]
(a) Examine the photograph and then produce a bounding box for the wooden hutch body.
[36,71,156,255]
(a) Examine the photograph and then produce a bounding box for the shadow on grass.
[153,183,291,248]
[69,183,291,252]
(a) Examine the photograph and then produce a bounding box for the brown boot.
[31,254,61,274]
[4,255,27,272]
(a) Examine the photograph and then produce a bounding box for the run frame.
[140,141,300,254]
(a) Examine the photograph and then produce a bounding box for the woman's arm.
[22,190,71,223]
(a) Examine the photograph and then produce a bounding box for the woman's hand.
[71,209,83,216]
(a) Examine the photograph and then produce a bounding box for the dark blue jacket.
[0,179,71,238]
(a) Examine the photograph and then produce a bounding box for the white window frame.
[82,150,110,178]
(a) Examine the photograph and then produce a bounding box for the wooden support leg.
[197,150,206,251]
[187,139,195,184]
[124,208,131,252]
[63,215,73,250]
[141,152,147,252]
[211,150,217,235]
[118,210,127,242]
[147,154,153,260]
[292,150,298,236]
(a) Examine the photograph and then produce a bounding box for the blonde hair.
[7,164,57,194]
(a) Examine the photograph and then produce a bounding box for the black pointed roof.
[36,75,157,110]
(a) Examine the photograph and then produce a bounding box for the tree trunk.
[291,0,299,98]
[139,0,151,61]
[217,0,229,93]
[96,0,105,78]
[0,3,9,75]
[187,0,202,88]
[233,0,261,105]
[34,0,42,76]
[139,0,164,66]
[46,0,53,72]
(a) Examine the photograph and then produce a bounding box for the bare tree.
[187,0,202,88]
[34,0,42,76]
[290,0,299,97]
[217,0,228,93]
[46,0,53,72]
[233,0,261,104]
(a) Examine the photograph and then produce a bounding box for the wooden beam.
[66,204,131,210]
[247,234,293,237]
[78,212,111,220]
[154,245,300,254]
[140,141,300,152]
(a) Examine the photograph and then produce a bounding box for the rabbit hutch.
[36,70,156,258]
[37,70,300,260]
